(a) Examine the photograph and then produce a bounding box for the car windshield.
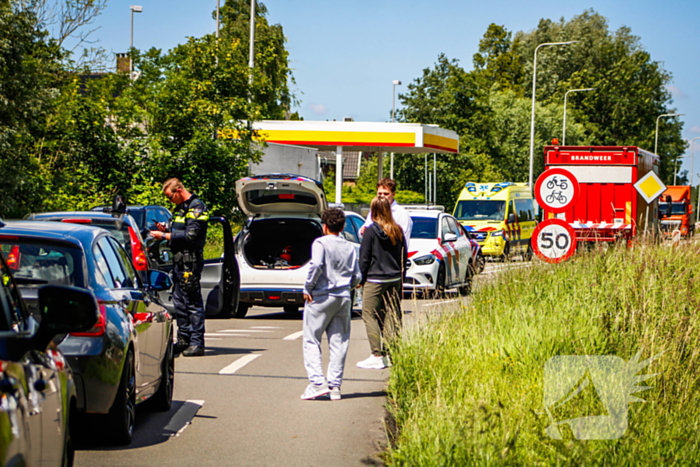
[410,217,438,239]
[0,241,84,287]
[659,202,686,216]
[454,200,506,221]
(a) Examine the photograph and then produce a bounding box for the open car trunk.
[241,218,323,269]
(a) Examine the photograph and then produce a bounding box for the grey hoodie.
[304,234,362,298]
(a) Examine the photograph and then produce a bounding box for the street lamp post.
[528,40,579,190]
[691,137,700,188]
[654,113,683,155]
[216,0,220,39]
[248,0,255,86]
[390,79,401,179]
[129,5,143,79]
[563,87,595,145]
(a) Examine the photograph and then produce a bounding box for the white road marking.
[163,400,204,437]
[204,333,248,338]
[219,329,274,333]
[283,331,304,341]
[206,338,222,341]
[219,354,262,375]
[421,299,461,308]
[251,326,283,329]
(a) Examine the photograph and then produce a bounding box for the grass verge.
[386,240,700,465]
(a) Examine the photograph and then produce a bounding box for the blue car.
[0,221,174,445]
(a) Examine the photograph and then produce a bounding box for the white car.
[234,174,363,317]
[404,209,474,297]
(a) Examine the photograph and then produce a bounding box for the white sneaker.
[300,383,330,400]
[356,355,387,369]
[330,387,341,401]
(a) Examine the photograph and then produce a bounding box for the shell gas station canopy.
[245,120,460,203]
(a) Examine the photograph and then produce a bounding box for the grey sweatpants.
[303,294,352,388]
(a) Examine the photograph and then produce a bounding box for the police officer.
[150,178,209,357]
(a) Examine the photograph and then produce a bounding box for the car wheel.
[108,350,136,445]
[476,253,485,273]
[283,305,299,314]
[432,266,446,299]
[150,336,174,412]
[234,302,249,318]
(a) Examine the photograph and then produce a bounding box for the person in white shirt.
[360,178,413,248]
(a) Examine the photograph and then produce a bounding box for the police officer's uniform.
[169,194,209,353]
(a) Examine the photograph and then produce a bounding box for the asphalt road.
[74,261,520,467]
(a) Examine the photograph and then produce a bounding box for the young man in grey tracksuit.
[301,208,362,401]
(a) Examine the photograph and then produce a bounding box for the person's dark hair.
[376,178,397,193]
[322,208,345,233]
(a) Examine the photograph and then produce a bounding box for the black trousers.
[172,262,205,347]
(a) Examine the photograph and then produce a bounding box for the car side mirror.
[444,233,458,243]
[507,213,516,224]
[33,286,99,350]
[148,270,172,291]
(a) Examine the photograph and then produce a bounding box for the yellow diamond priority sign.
[634,171,666,204]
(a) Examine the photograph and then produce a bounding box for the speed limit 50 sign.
[531,218,577,263]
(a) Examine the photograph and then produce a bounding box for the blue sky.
[85,0,700,178]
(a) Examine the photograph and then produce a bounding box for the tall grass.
[386,240,700,465]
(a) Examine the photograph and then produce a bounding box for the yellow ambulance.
[453,182,537,260]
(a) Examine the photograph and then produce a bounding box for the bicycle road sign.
[532,218,577,263]
[535,168,580,214]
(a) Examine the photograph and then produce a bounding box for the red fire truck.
[542,145,661,243]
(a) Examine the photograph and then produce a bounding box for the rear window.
[0,241,84,287]
[246,190,318,207]
[411,217,438,239]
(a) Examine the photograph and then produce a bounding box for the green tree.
[473,23,525,93]
[513,9,685,182]
[218,0,295,119]
[0,1,61,217]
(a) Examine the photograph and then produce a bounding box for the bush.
[387,240,700,465]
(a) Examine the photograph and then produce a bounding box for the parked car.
[90,203,172,241]
[33,200,241,320]
[0,223,99,466]
[341,210,365,309]
[462,225,486,274]
[234,174,331,317]
[0,221,175,445]
[25,210,155,278]
[403,209,475,297]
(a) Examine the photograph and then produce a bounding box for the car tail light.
[269,295,281,300]
[6,245,20,270]
[61,219,93,224]
[127,226,148,271]
[71,301,107,337]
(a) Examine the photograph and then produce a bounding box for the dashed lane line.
[219,354,262,375]
[218,329,274,333]
[204,333,248,338]
[283,331,304,341]
[163,400,204,437]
